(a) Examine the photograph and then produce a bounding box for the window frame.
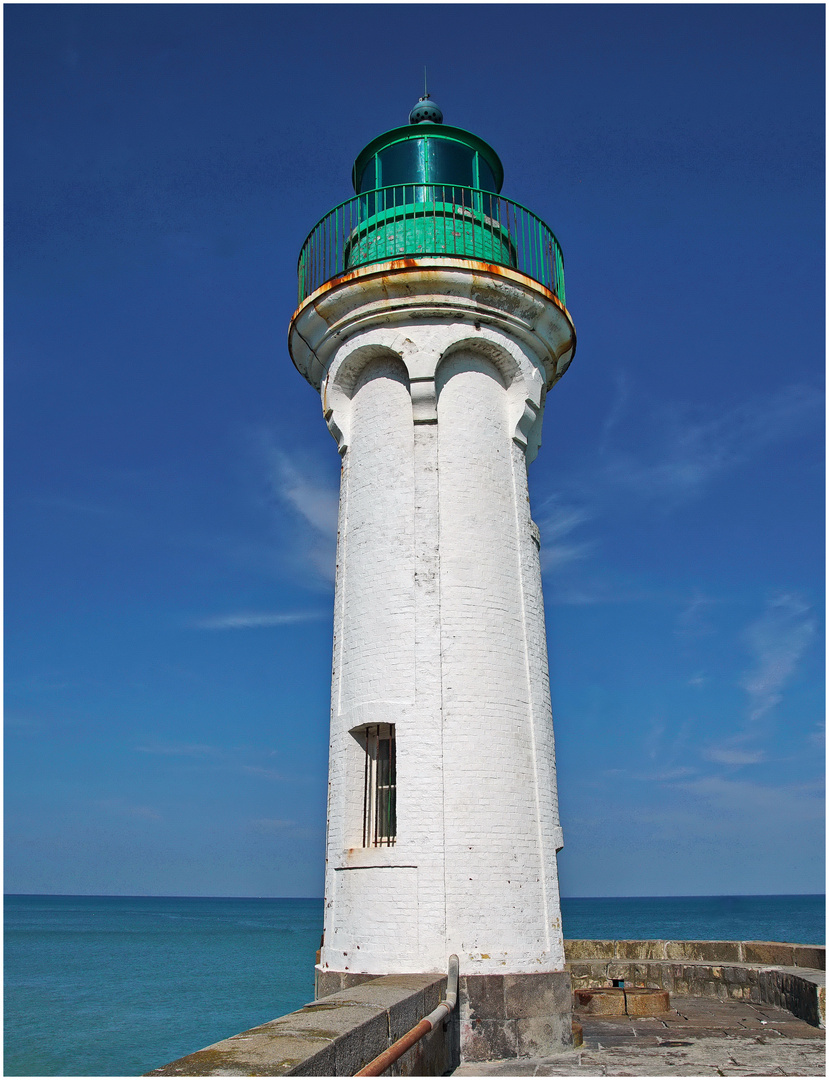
[365,138,492,193]
[361,723,397,847]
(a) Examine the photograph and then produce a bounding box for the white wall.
[302,280,573,978]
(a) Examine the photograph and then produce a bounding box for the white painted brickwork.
[289,264,575,981]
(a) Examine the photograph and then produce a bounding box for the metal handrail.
[296,185,566,307]
[354,954,460,1077]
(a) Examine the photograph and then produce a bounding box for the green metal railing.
[297,184,566,307]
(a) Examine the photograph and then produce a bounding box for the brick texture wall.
[315,308,568,979]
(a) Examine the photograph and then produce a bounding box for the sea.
[4,893,825,1077]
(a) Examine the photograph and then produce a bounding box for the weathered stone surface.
[768,1020,826,1039]
[461,971,573,1060]
[461,974,506,1023]
[606,962,636,983]
[794,946,826,971]
[147,1031,336,1077]
[503,972,572,1020]
[328,1012,393,1077]
[565,960,608,987]
[665,940,742,962]
[514,1015,574,1057]
[458,1059,537,1076]
[314,970,379,999]
[760,966,826,1028]
[566,964,608,993]
[460,1018,519,1062]
[564,939,615,960]
[332,972,445,1041]
[579,1017,640,1038]
[743,941,796,966]
[722,963,749,986]
[615,939,664,960]
[635,961,672,989]
[455,996,826,1076]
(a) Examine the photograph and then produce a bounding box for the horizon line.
[5,891,825,900]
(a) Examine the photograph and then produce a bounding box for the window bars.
[362,724,397,847]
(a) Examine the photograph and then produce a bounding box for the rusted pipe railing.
[354,955,459,1077]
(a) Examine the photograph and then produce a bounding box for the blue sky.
[5,4,824,898]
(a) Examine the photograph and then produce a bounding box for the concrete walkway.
[453,996,825,1076]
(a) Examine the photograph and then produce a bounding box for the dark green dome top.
[352,109,504,195]
[409,93,443,125]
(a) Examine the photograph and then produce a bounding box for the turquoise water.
[4,896,323,1077]
[5,893,824,1077]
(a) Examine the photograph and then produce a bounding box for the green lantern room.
[297,96,567,309]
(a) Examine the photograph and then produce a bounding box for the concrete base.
[316,968,574,1064]
[460,971,573,1062]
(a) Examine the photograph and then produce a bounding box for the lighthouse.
[288,96,576,1060]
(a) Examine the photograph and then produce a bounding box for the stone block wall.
[318,968,574,1063]
[459,971,573,1061]
[564,940,825,1029]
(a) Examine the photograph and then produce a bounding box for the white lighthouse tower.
[289,97,576,1060]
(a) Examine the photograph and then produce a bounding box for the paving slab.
[453,996,825,1076]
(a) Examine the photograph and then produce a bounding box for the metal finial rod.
[424,65,428,99]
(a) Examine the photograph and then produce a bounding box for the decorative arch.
[323,344,409,454]
[435,338,543,460]
[436,337,518,393]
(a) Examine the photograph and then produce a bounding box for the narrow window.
[362,724,397,846]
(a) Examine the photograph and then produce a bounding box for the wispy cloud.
[536,501,596,574]
[808,723,825,750]
[189,610,324,630]
[675,591,717,637]
[703,743,767,766]
[740,593,816,724]
[252,434,340,583]
[545,382,819,528]
[536,383,819,613]
[702,593,816,767]
[637,717,695,777]
[591,774,825,864]
[598,384,820,507]
[668,774,824,822]
[267,448,339,538]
